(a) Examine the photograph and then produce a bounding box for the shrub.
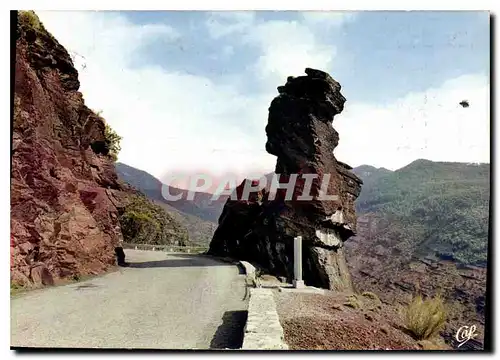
[362,291,381,302]
[18,11,43,31]
[404,293,447,340]
[362,291,382,312]
[104,123,122,161]
[11,282,21,291]
[18,11,59,46]
[94,110,122,161]
[344,295,362,309]
[10,282,25,295]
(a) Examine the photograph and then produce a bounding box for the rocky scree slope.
[345,160,489,349]
[11,11,186,287]
[208,68,363,290]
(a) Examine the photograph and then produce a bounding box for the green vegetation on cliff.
[18,11,49,37]
[94,110,122,162]
[115,162,219,245]
[104,123,122,161]
[353,159,490,266]
[119,194,189,246]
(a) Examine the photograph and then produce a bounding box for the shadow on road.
[127,258,236,269]
[124,253,246,273]
[209,310,248,349]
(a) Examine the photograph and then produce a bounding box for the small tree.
[93,109,122,161]
[104,123,122,161]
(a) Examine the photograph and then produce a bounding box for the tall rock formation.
[209,68,362,290]
[12,11,126,286]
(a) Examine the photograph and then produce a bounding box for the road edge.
[238,261,289,351]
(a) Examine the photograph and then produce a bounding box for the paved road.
[11,250,248,349]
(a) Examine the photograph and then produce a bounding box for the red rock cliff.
[11,11,128,286]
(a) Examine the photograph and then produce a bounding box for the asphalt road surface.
[11,250,248,349]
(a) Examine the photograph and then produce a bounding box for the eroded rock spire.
[208,68,362,290]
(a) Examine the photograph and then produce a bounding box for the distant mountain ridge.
[115,163,225,223]
[116,159,490,257]
[115,163,222,245]
[351,164,392,179]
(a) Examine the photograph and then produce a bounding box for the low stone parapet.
[241,288,288,350]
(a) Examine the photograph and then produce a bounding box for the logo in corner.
[455,325,478,348]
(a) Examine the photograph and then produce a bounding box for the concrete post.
[293,236,305,288]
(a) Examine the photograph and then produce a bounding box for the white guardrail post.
[293,236,304,288]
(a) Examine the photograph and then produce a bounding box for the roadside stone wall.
[242,288,288,350]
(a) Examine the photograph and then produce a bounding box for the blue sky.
[37,11,490,182]
[123,11,489,103]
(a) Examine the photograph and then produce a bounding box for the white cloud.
[335,73,490,170]
[205,11,256,38]
[243,20,336,85]
[301,11,357,28]
[37,10,276,184]
[222,45,235,57]
[209,44,235,60]
[205,12,341,86]
[35,10,489,191]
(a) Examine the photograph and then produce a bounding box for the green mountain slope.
[115,163,218,246]
[352,159,490,266]
[115,162,224,223]
[119,193,189,246]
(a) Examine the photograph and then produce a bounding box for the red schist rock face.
[11,12,128,287]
